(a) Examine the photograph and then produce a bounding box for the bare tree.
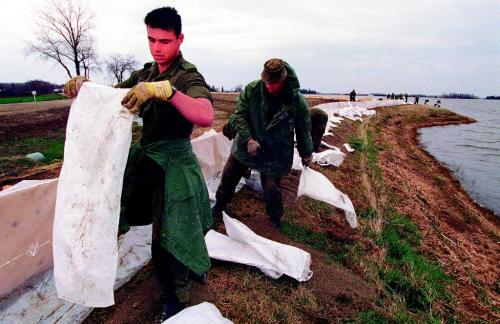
[104,54,139,83]
[80,36,101,78]
[26,0,97,78]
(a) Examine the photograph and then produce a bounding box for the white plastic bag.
[297,167,357,228]
[205,213,313,281]
[53,83,133,307]
[163,302,232,324]
[343,143,355,153]
[313,149,346,167]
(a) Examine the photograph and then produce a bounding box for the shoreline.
[416,120,499,219]
[411,116,499,222]
[371,104,499,321]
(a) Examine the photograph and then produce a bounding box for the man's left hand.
[121,80,175,113]
[301,155,313,167]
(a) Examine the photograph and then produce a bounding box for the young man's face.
[264,80,285,97]
[147,26,184,67]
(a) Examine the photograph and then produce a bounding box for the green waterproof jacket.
[120,138,212,275]
[230,62,313,176]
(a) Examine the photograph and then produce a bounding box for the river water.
[417,98,500,216]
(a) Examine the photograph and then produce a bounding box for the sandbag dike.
[0,91,407,322]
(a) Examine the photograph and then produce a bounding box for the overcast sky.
[0,0,499,96]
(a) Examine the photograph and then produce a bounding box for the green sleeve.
[115,70,140,89]
[177,72,213,103]
[295,94,313,157]
[231,86,252,143]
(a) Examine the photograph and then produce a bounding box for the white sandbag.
[297,167,357,228]
[245,170,263,193]
[323,129,334,137]
[163,302,232,324]
[292,149,303,170]
[292,148,345,170]
[313,149,346,167]
[0,225,152,323]
[343,143,355,153]
[205,213,313,281]
[320,141,341,151]
[53,83,133,307]
[0,179,53,193]
[0,179,58,297]
[192,130,232,180]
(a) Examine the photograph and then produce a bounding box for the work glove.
[222,122,237,140]
[63,76,89,98]
[301,155,313,167]
[121,80,175,114]
[247,139,261,157]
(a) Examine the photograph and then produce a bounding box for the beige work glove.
[63,76,89,98]
[247,139,262,157]
[121,80,175,114]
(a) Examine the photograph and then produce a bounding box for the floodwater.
[418,98,500,216]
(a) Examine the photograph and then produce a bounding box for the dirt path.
[0,102,71,142]
[358,119,379,214]
[0,99,73,115]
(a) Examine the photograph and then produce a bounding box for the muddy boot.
[160,297,184,321]
[211,204,224,229]
[270,216,282,230]
[243,167,252,179]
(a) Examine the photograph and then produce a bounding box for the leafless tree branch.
[26,0,96,79]
[104,54,139,83]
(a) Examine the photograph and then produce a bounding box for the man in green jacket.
[213,59,313,228]
[64,7,213,320]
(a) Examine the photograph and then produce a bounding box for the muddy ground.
[1,95,498,322]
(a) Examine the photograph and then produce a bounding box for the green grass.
[349,130,381,179]
[0,94,65,104]
[348,135,364,150]
[348,118,454,321]
[281,222,351,264]
[356,310,389,323]
[378,212,452,313]
[0,136,65,162]
[0,134,65,175]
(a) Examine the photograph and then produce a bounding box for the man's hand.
[121,80,175,114]
[63,76,89,98]
[222,122,237,140]
[301,155,313,167]
[247,139,261,157]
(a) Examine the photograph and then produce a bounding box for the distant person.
[414,96,419,104]
[424,99,430,105]
[387,93,390,99]
[405,93,408,102]
[349,89,356,102]
[434,100,441,107]
[212,58,313,229]
[391,92,395,99]
[63,7,213,320]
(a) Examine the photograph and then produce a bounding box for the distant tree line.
[440,93,478,99]
[485,96,500,100]
[299,89,318,94]
[0,80,62,97]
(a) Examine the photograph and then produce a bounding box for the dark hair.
[144,7,182,37]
